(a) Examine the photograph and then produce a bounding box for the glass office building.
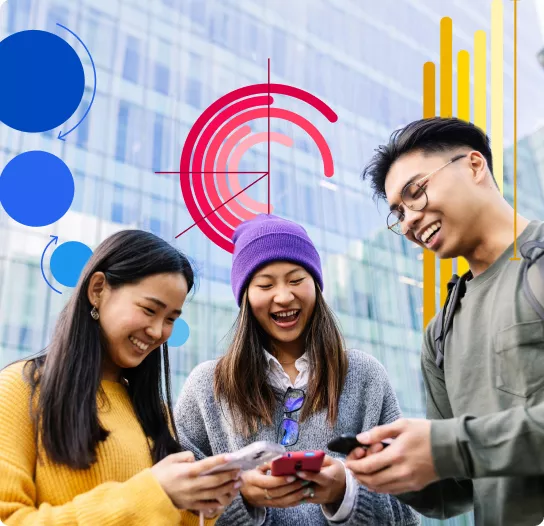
[1,1,544,525]
[504,126,544,218]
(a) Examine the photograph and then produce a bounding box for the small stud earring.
[90,306,100,320]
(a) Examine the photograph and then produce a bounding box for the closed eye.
[412,184,427,199]
[143,307,155,315]
[257,284,272,289]
[290,278,304,285]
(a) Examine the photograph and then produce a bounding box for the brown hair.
[214,283,348,437]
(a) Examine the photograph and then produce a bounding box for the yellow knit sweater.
[0,361,217,526]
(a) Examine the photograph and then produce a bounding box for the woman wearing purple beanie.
[174,214,420,526]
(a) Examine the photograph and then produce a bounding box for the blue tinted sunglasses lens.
[284,394,304,412]
[279,419,299,446]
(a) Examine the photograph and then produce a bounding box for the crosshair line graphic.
[176,172,268,237]
[156,58,338,253]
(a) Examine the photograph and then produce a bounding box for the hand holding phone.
[270,450,325,477]
[327,434,393,455]
[201,441,285,475]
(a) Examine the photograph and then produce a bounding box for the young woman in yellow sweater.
[0,230,241,526]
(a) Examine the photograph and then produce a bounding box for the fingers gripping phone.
[201,441,286,475]
[270,450,325,476]
[327,434,393,455]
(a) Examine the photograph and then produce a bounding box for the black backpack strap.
[433,272,470,369]
[520,240,544,319]
[433,238,544,370]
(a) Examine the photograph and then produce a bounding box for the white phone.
[201,441,286,475]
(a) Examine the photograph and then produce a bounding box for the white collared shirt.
[252,350,358,523]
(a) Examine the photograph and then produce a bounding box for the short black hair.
[361,117,494,201]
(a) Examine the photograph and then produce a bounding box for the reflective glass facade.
[1,2,544,525]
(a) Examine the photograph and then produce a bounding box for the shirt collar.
[263,348,308,370]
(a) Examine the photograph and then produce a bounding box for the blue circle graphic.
[0,150,75,227]
[50,241,93,287]
[0,30,85,132]
[169,319,190,347]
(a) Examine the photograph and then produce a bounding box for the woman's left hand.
[295,455,346,506]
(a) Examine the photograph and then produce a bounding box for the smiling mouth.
[270,309,301,325]
[129,336,151,354]
[420,221,442,246]
[424,229,440,246]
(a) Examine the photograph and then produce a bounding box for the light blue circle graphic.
[0,30,85,132]
[50,241,93,287]
[169,318,190,347]
[0,150,75,227]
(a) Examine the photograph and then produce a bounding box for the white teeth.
[421,222,442,243]
[274,310,298,318]
[129,336,149,351]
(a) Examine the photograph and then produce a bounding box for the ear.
[468,151,488,185]
[87,272,107,307]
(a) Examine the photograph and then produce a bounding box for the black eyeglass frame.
[387,153,467,235]
[277,387,306,447]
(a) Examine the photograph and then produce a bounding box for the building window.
[154,63,170,95]
[19,326,32,349]
[123,36,140,83]
[153,113,164,170]
[186,79,201,108]
[46,4,68,33]
[8,0,32,32]
[115,101,130,161]
[111,184,124,223]
[149,217,162,236]
[76,91,91,149]
[189,0,206,25]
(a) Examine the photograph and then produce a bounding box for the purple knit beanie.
[231,214,323,306]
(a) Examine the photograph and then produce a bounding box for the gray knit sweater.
[174,349,421,525]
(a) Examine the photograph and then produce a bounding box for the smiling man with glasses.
[344,117,544,526]
[386,153,466,237]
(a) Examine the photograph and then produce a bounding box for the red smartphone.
[270,450,325,476]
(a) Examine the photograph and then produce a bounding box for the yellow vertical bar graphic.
[423,63,436,119]
[423,62,436,330]
[510,0,520,260]
[474,30,487,133]
[440,17,453,306]
[457,50,471,276]
[492,0,504,195]
[440,18,453,117]
[457,51,470,121]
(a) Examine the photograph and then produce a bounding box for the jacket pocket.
[493,320,544,397]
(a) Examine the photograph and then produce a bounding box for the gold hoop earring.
[90,306,100,320]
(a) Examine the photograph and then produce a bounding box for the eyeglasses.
[387,154,467,235]
[277,387,305,446]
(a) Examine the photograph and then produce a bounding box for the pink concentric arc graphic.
[156,59,338,253]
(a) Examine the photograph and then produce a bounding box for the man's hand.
[345,418,438,494]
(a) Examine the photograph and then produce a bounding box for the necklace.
[278,358,298,366]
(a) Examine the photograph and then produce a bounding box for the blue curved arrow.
[41,235,62,294]
[56,23,97,141]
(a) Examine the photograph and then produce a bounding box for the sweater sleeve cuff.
[128,468,182,522]
[431,418,470,479]
[222,494,265,525]
[321,462,357,522]
[245,502,266,525]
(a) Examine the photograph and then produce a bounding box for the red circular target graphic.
[171,80,338,253]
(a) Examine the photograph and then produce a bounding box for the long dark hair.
[21,230,194,470]
[214,282,348,437]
